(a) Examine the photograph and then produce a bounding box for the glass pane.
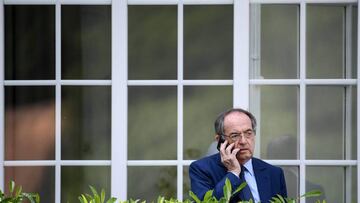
[250,5,299,79]
[306,86,348,159]
[5,86,55,160]
[280,166,298,199]
[5,5,55,80]
[306,166,352,203]
[184,86,232,159]
[351,166,358,202]
[352,7,358,78]
[307,5,344,78]
[351,87,357,159]
[5,166,55,202]
[183,166,191,200]
[62,166,110,203]
[128,86,177,160]
[128,6,177,80]
[62,6,111,79]
[250,86,299,159]
[184,6,233,79]
[128,166,176,201]
[61,86,111,160]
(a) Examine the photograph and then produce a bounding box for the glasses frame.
[221,129,255,142]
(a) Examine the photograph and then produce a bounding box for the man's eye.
[230,134,239,138]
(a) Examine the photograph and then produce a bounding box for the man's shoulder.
[252,157,283,172]
[190,153,221,168]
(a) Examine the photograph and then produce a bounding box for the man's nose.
[238,135,247,143]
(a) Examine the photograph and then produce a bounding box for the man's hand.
[219,140,241,176]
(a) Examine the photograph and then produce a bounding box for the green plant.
[270,190,323,203]
[0,180,40,203]
[78,185,117,203]
[80,178,324,203]
[189,178,323,203]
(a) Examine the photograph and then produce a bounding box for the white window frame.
[0,0,359,203]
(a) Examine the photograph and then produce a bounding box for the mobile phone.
[216,135,226,151]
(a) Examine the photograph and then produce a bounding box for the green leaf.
[85,193,93,200]
[22,192,37,203]
[101,189,106,203]
[300,190,322,198]
[106,197,118,203]
[90,186,99,197]
[276,194,286,203]
[81,194,89,203]
[203,189,214,201]
[223,178,232,201]
[232,182,247,196]
[9,180,15,194]
[95,194,101,203]
[189,191,201,203]
[15,185,22,198]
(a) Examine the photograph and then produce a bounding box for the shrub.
[78,178,324,203]
[0,180,40,203]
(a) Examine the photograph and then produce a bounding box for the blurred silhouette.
[267,135,326,201]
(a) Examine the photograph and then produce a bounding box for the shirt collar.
[243,158,254,176]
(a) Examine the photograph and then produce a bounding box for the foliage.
[79,178,324,203]
[78,186,117,203]
[0,180,40,203]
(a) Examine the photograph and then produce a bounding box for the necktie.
[239,165,254,202]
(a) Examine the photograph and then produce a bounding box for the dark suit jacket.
[189,153,287,202]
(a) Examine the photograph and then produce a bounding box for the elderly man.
[189,108,287,203]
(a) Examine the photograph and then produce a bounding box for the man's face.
[223,112,255,164]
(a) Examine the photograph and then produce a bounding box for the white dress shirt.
[243,159,260,203]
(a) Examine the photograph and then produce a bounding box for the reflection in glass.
[352,7,358,78]
[5,166,55,202]
[61,86,111,160]
[351,166,358,202]
[62,6,111,79]
[249,86,299,159]
[128,86,177,160]
[183,166,191,200]
[184,86,232,159]
[5,86,55,160]
[128,6,177,80]
[184,6,233,79]
[307,5,344,78]
[306,166,356,202]
[5,5,55,80]
[280,166,298,198]
[128,166,176,201]
[250,5,299,79]
[62,166,110,203]
[351,87,357,159]
[306,86,353,160]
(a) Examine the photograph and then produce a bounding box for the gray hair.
[214,108,257,135]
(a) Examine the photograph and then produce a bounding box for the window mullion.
[177,1,184,201]
[234,0,249,109]
[111,0,128,200]
[55,2,61,203]
[299,2,306,203]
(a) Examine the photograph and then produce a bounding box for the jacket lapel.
[252,158,271,202]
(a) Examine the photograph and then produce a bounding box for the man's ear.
[215,134,220,141]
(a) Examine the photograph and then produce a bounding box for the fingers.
[226,143,235,154]
[232,147,240,156]
[219,142,241,174]
[219,140,228,153]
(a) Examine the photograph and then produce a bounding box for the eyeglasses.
[221,129,255,142]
